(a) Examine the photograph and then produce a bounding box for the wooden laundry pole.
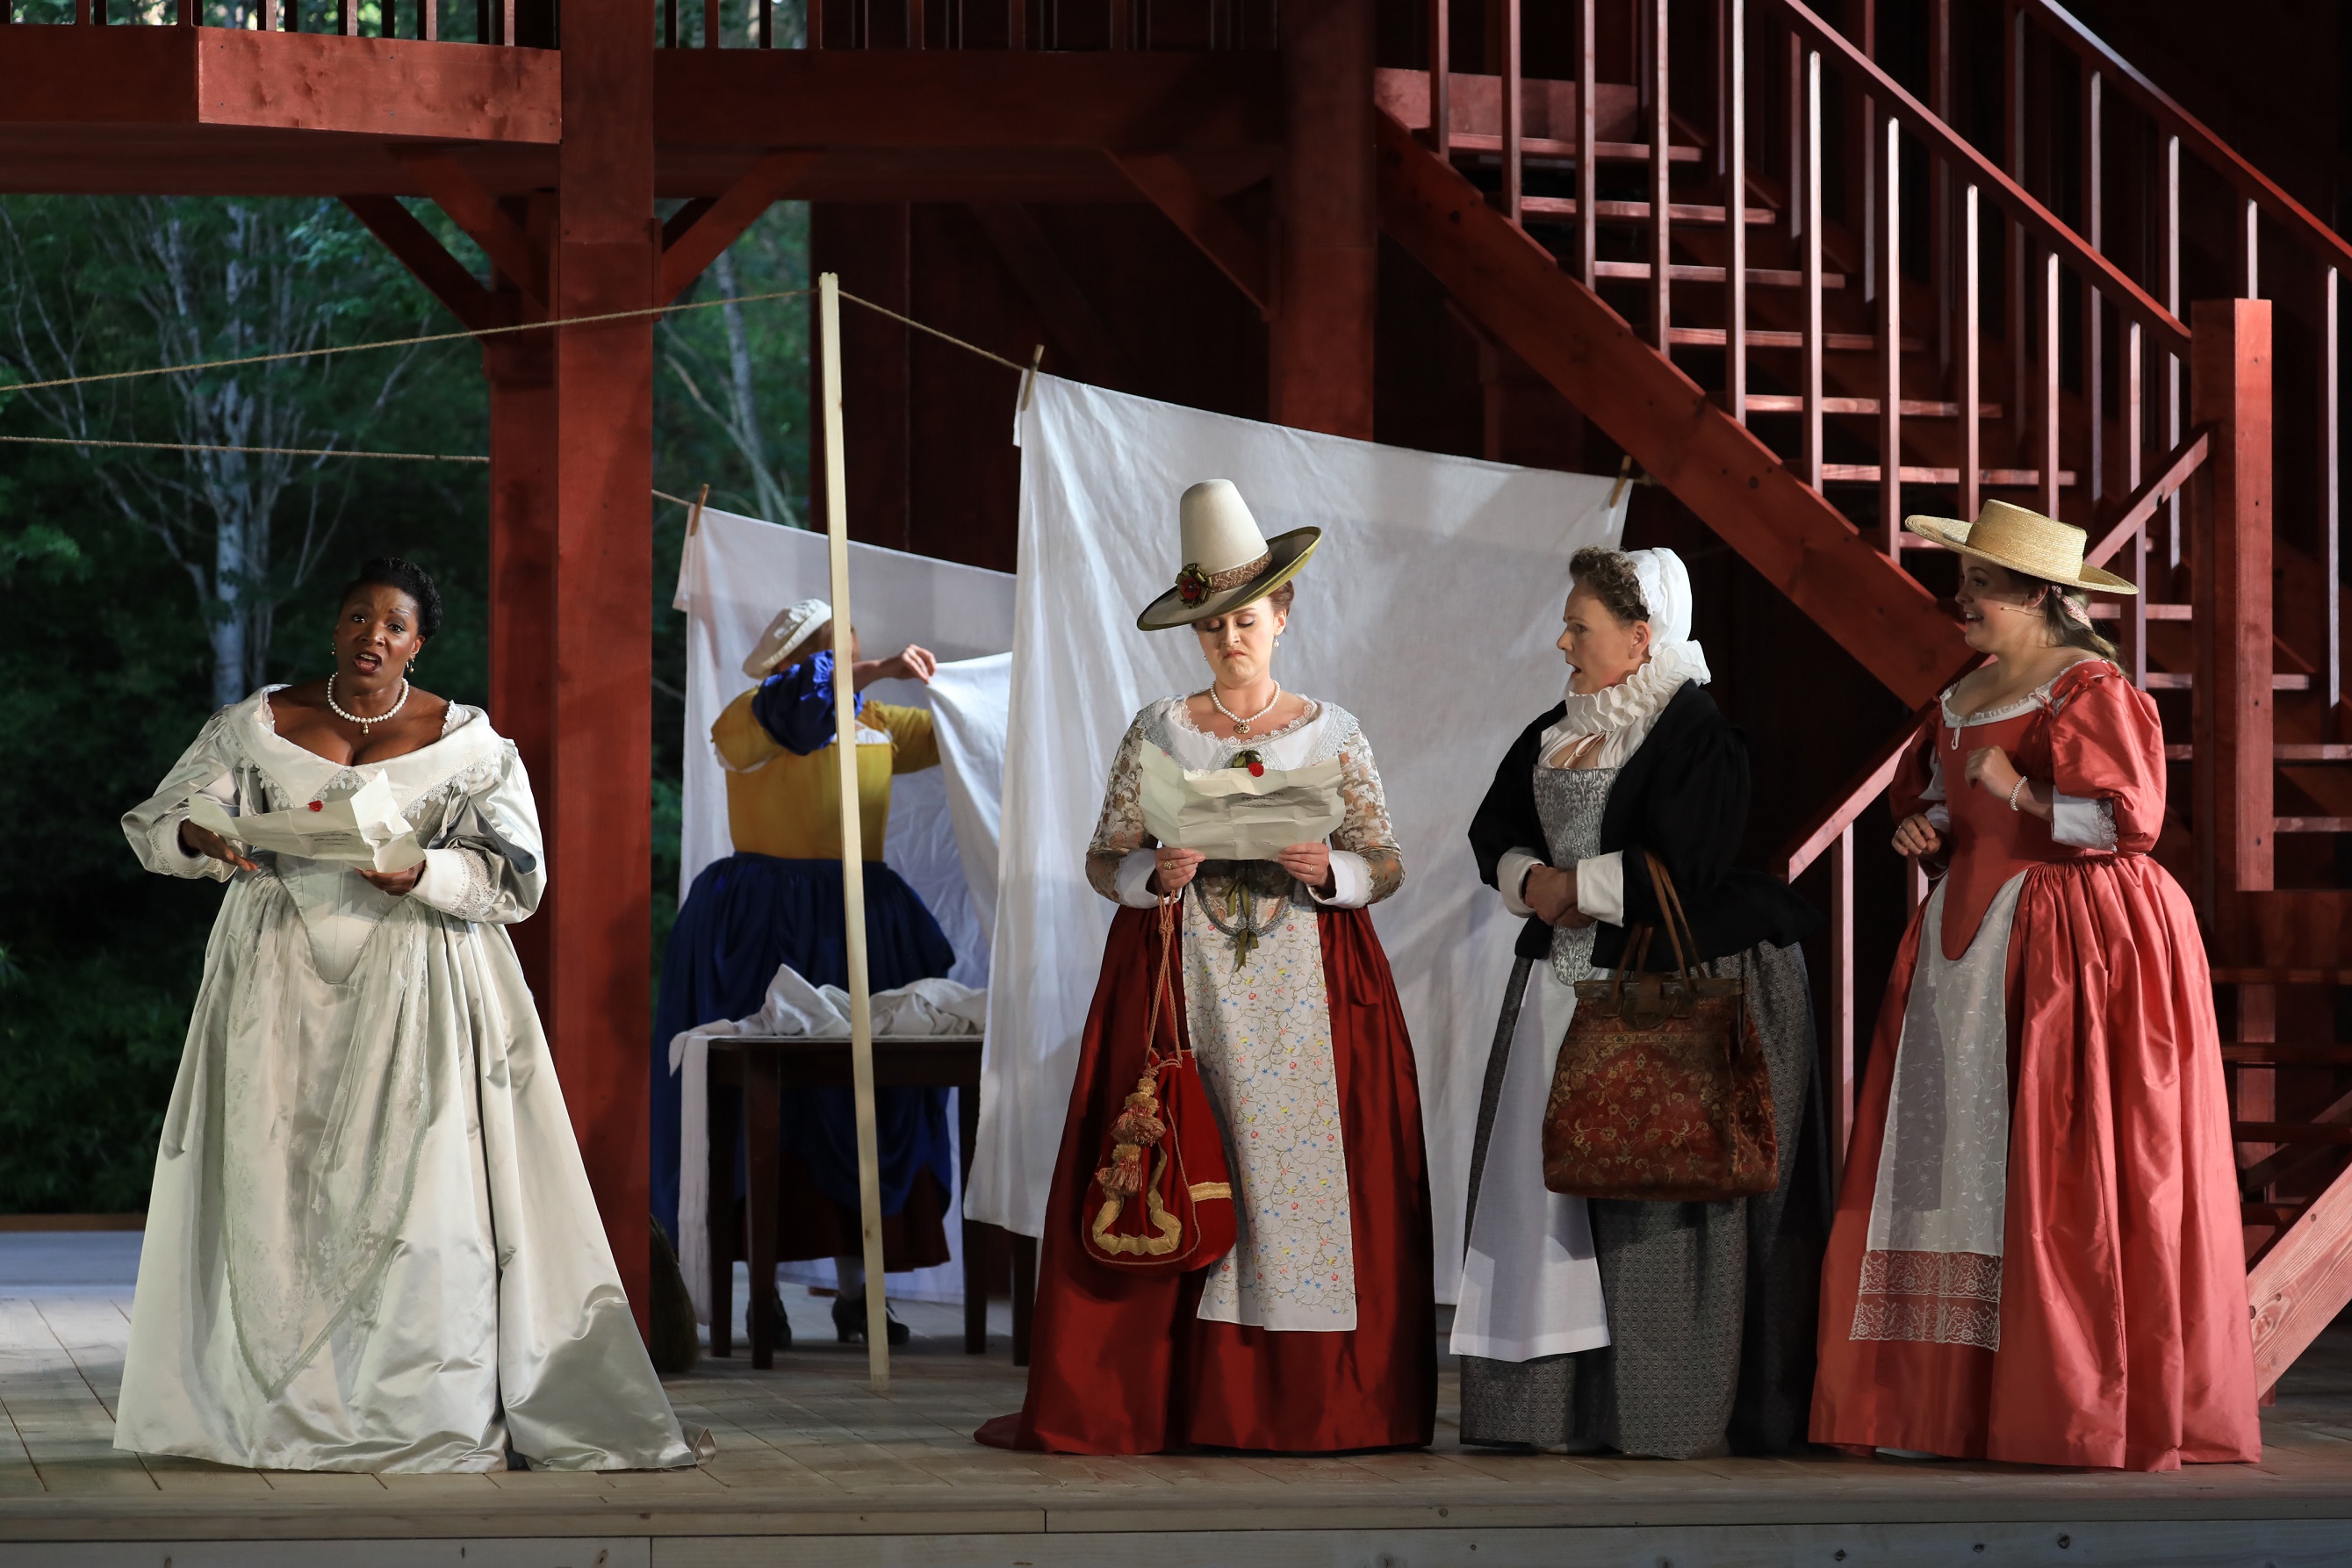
[818,270,892,1392]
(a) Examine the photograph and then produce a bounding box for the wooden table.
[704,1033,1033,1370]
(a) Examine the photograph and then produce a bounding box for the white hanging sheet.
[672,507,1014,1305]
[967,375,1627,1298]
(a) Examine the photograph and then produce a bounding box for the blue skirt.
[651,853,959,1253]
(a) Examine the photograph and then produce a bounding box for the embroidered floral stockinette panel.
[1851,1248,2003,1349]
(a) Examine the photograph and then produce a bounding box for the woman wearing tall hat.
[978,480,1435,1454]
[650,601,953,1346]
[1459,545,1823,1459]
[1811,502,2260,1471]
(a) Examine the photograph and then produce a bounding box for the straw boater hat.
[1902,500,2138,594]
[742,597,835,679]
[1134,479,1320,631]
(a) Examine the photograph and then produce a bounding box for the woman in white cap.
[1457,545,1823,1458]
[1812,502,2258,1470]
[979,479,1435,1455]
[649,599,948,1349]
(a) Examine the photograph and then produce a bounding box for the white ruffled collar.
[1539,641,1712,768]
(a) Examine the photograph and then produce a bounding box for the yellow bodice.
[712,690,939,861]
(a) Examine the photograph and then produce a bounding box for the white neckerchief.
[1538,639,1712,770]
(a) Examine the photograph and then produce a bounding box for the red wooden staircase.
[1377,0,2352,1395]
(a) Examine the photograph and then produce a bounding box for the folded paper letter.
[1139,747,1346,861]
[188,773,426,873]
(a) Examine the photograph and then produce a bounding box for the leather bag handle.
[1640,851,1701,984]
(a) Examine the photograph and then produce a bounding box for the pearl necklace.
[327,672,410,735]
[1210,681,1282,737]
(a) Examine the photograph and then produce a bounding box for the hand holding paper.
[1139,746,1345,862]
[187,773,426,874]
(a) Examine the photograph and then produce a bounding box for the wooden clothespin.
[1018,343,1045,412]
[1605,453,1636,510]
[687,481,710,536]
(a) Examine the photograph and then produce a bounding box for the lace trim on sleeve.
[427,845,506,921]
[1086,716,1152,902]
[1328,718,1403,903]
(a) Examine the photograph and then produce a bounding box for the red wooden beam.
[1107,151,1270,316]
[1376,108,1969,709]
[340,193,516,334]
[2190,299,2274,898]
[2248,1155,2352,1394]
[1773,709,1936,880]
[1265,0,1375,438]
[548,0,659,1334]
[397,149,548,309]
[657,149,818,305]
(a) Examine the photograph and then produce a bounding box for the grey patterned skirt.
[1457,939,1829,1458]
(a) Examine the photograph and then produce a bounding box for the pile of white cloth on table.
[669,967,987,1323]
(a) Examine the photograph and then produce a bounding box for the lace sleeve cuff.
[412,846,505,921]
[2050,791,2118,851]
[1496,849,1545,918]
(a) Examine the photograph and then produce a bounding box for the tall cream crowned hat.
[1902,500,2137,594]
[742,597,835,679]
[1134,479,1321,631]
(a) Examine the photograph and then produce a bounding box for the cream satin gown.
[115,688,694,1472]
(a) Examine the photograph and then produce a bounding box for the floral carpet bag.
[1082,895,1238,1272]
[1542,852,1780,1201]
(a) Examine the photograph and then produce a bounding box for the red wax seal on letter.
[308,801,324,812]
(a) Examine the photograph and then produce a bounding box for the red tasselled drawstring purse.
[1080,893,1237,1273]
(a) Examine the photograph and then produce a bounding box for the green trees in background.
[0,193,810,1212]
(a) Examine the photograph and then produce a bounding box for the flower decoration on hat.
[1175,562,1213,606]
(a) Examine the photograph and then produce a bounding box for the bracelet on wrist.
[2007,776,2029,812]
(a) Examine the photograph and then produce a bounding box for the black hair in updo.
[339,557,443,640]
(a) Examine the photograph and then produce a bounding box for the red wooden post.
[1269,0,1374,438]
[1426,0,1449,163]
[1877,111,1899,555]
[1800,47,1821,489]
[1827,823,1853,1193]
[1646,0,1667,352]
[1959,182,1980,523]
[1575,0,1595,285]
[484,324,558,1007]
[2190,298,2276,898]
[1723,0,1745,421]
[1500,0,1521,223]
[549,0,660,1331]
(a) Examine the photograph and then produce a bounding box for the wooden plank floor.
[0,1284,2348,1544]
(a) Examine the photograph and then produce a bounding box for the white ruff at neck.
[1541,546,1711,769]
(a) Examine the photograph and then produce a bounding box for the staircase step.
[1745,393,2002,418]
[1521,196,1778,226]
[1595,262,1846,290]
[1448,133,1707,166]
[2089,602,2194,620]
[2213,967,2352,984]
[2146,673,2312,691]
[1828,464,2074,486]
[2276,817,2352,833]
[1670,327,1927,352]
[2224,1044,2352,1064]
[2232,1123,2352,1144]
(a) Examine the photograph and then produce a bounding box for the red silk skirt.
[1810,856,2260,1471]
[976,903,1436,1455]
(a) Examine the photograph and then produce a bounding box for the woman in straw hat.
[1458,544,1824,1459]
[978,479,1435,1454]
[1810,500,2259,1471]
[650,599,952,1349]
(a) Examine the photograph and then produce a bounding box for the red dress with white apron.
[1809,659,2259,1471]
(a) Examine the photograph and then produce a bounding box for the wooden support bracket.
[340,195,518,334]
[967,203,1134,388]
[2248,1154,2352,1395]
[1106,150,1270,319]
[658,150,819,305]
[393,148,549,311]
[2085,426,2210,569]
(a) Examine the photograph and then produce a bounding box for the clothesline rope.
[0,434,487,463]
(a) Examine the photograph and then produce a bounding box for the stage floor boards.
[2,1270,2348,1566]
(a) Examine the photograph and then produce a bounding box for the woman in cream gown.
[114,558,694,1473]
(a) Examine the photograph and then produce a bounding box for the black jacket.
[1468,681,1821,969]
